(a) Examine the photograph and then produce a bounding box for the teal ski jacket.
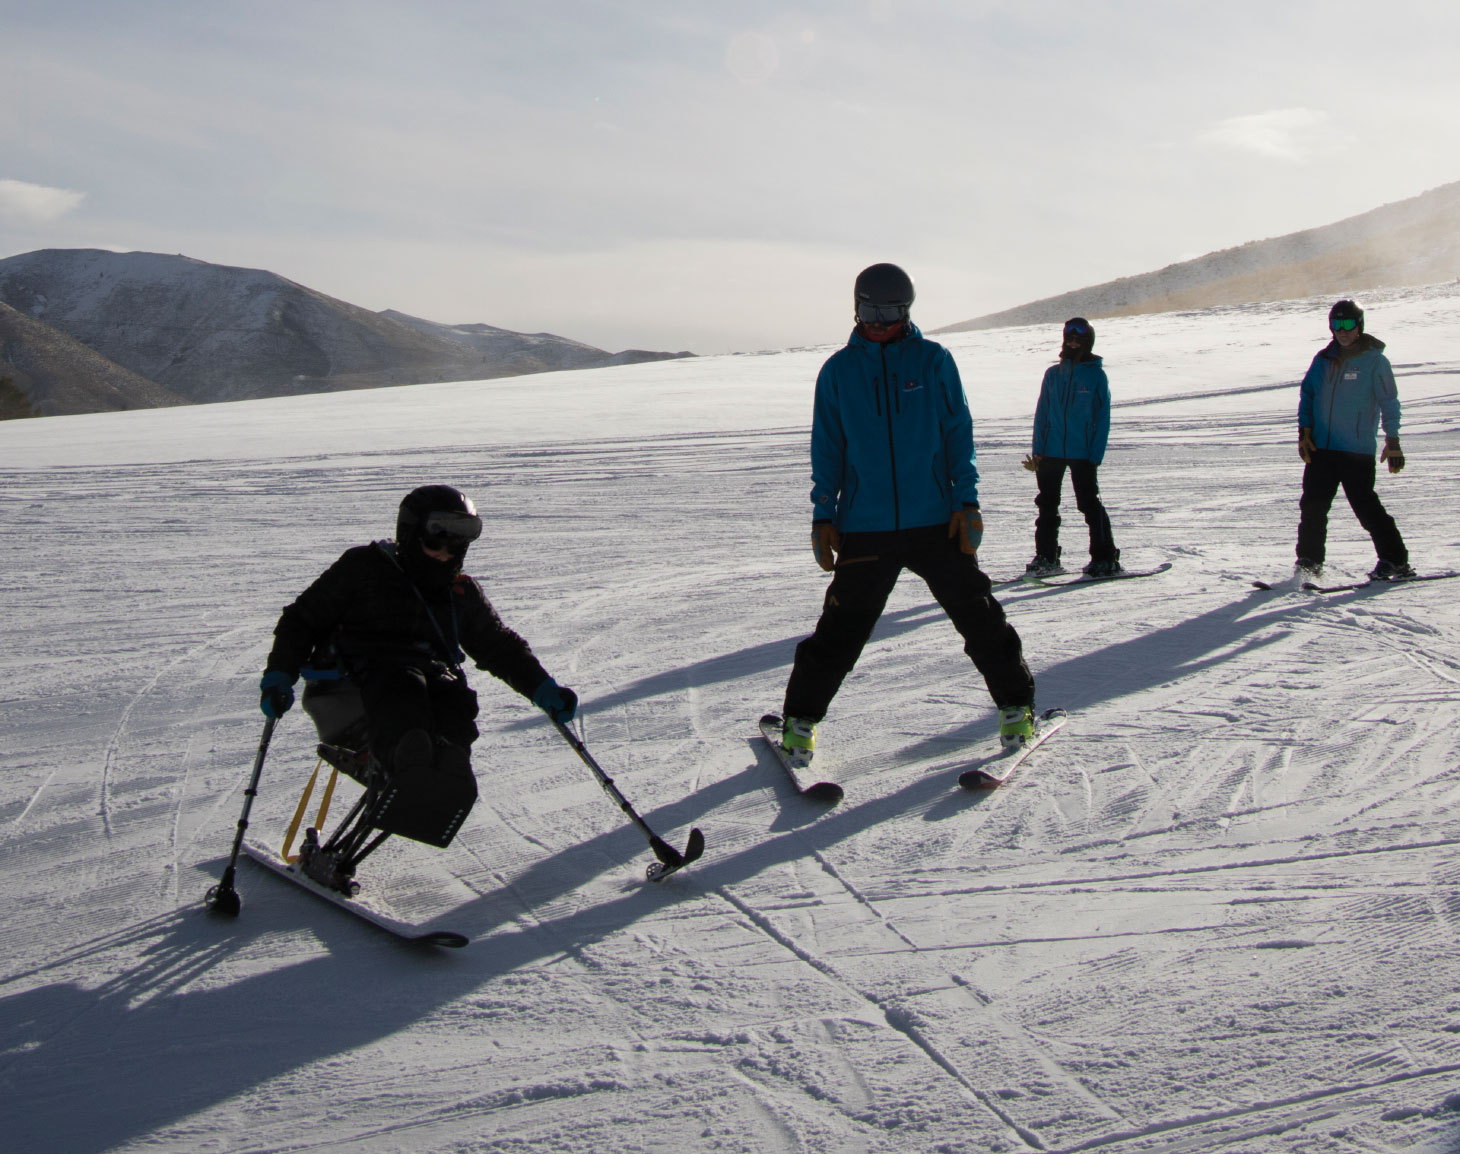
[1298,335,1400,455]
[809,323,979,532]
[1031,354,1110,464]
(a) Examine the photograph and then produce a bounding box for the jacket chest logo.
[901,379,921,393]
[1343,372,1358,381]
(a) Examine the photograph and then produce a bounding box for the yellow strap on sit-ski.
[283,760,320,863]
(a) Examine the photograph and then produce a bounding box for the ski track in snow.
[4,290,1460,1152]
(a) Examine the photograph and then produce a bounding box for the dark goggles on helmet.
[856,300,910,325]
[1330,317,1359,332]
[1063,320,1092,337]
[419,509,482,550]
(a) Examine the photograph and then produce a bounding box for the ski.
[242,840,469,948]
[959,708,1068,789]
[1254,572,1459,594]
[758,713,844,804]
[1026,562,1172,587]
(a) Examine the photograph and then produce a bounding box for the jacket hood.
[1322,333,1385,359]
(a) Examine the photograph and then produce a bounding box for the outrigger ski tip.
[645,826,706,882]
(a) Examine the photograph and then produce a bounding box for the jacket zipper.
[881,343,900,529]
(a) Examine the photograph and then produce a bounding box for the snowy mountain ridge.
[937,178,1460,333]
[0,248,690,414]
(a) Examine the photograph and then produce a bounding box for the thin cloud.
[1203,108,1334,162]
[0,179,86,223]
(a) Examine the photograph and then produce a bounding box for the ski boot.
[998,705,1035,751]
[1082,559,1123,577]
[781,716,818,768]
[1368,559,1416,581]
[1295,558,1323,580]
[1024,555,1063,577]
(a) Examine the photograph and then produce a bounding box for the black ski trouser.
[356,663,480,772]
[1296,449,1407,565]
[1034,457,1118,562]
[783,525,1035,722]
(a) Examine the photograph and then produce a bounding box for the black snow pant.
[1034,457,1118,563]
[1296,449,1407,565]
[356,662,480,773]
[783,524,1035,722]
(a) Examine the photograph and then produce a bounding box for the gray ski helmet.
[1328,299,1364,333]
[854,263,915,325]
[397,485,483,554]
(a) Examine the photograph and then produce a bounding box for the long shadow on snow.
[497,603,948,729]
[0,590,1352,1153]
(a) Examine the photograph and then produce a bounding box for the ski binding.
[758,713,843,803]
[959,708,1068,789]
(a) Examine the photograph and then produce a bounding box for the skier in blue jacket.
[1023,318,1120,577]
[1295,299,1412,580]
[779,264,1036,760]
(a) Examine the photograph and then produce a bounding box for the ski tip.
[759,712,783,727]
[958,769,1000,791]
[411,931,469,948]
[803,781,844,804]
[684,826,706,864]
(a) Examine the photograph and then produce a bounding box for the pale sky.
[2,1,1458,354]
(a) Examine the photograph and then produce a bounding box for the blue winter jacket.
[1031,355,1110,465]
[809,323,979,532]
[1297,336,1400,455]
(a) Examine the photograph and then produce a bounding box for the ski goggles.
[1063,320,1092,337]
[856,300,910,325]
[420,509,482,549]
[1329,317,1359,332]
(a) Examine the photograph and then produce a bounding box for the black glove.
[259,670,296,718]
[533,678,578,723]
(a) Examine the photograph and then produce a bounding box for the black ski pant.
[1034,457,1118,563]
[1296,449,1407,565]
[356,662,480,773]
[783,525,1035,722]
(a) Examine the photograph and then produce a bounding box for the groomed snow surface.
[3,284,1460,1154]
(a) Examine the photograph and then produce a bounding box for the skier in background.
[1295,299,1413,580]
[1022,317,1121,577]
[778,263,1037,760]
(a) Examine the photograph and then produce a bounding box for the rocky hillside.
[935,179,1460,333]
[0,302,188,418]
[0,250,690,414]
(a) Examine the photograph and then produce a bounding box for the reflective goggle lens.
[1330,318,1358,332]
[1063,321,1091,337]
[856,300,909,325]
[421,510,482,548]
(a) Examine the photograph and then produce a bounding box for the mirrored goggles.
[1063,321,1092,337]
[1330,318,1358,332]
[856,300,910,325]
[420,510,482,549]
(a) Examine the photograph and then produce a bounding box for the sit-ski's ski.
[243,840,469,948]
[758,714,844,803]
[959,708,1068,789]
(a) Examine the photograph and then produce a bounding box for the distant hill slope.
[935,179,1460,333]
[0,249,690,410]
[0,302,188,418]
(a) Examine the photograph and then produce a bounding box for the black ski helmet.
[1063,316,1095,351]
[854,263,915,325]
[1328,299,1364,333]
[397,485,482,554]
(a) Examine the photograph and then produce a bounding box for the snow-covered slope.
[2,285,1459,1153]
[938,179,1460,333]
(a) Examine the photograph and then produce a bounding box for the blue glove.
[259,670,296,718]
[533,678,578,723]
